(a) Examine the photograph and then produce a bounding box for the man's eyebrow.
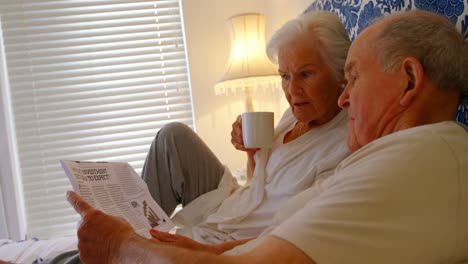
[344,61,356,78]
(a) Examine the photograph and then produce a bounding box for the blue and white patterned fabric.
[457,96,468,125]
[305,0,468,125]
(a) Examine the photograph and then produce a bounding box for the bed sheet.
[0,237,77,264]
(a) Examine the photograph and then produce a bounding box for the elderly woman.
[143,11,351,253]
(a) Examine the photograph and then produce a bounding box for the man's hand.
[66,191,137,264]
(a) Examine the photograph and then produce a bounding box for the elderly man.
[67,10,468,264]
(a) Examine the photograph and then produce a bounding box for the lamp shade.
[214,13,280,96]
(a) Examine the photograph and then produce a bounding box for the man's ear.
[399,57,424,107]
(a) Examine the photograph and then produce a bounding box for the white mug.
[242,112,274,148]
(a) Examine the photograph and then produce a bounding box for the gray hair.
[266,11,351,81]
[376,10,468,95]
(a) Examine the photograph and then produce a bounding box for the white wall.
[181,0,312,172]
[268,0,314,32]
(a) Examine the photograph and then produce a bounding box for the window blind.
[0,0,194,239]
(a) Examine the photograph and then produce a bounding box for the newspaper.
[60,160,174,239]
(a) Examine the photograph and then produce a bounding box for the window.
[0,0,193,239]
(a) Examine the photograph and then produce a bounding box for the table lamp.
[214,13,281,112]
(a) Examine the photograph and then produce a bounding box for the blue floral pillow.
[305,0,468,125]
[305,0,467,40]
[457,96,468,125]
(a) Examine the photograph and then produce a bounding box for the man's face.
[338,25,405,151]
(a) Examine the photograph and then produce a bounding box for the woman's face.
[278,37,342,126]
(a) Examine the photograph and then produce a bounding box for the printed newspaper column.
[61,160,174,238]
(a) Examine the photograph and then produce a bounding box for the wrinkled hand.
[67,191,137,264]
[231,115,246,151]
[231,115,258,154]
[150,229,223,254]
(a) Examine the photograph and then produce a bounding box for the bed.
[1,0,467,263]
[0,237,77,263]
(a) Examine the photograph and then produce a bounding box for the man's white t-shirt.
[227,121,468,264]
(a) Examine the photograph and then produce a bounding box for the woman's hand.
[231,115,248,151]
[150,229,224,254]
[231,115,260,152]
[231,115,259,181]
[150,230,254,255]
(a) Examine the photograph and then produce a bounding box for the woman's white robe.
[173,108,350,244]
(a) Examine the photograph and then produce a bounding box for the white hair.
[266,11,351,81]
[376,10,468,95]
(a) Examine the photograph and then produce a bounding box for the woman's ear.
[399,57,424,107]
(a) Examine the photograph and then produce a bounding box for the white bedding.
[0,237,77,264]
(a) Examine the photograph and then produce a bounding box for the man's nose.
[338,84,350,109]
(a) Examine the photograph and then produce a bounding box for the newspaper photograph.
[60,160,174,238]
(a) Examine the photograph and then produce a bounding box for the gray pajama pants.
[40,122,224,264]
[141,122,225,216]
